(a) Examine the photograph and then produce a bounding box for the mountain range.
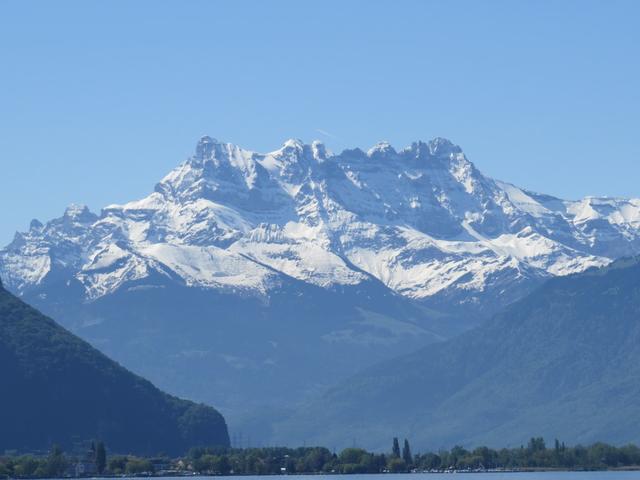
[0,278,229,455]
[2,136,640,441]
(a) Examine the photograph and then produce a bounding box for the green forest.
[4,437,640,478]
[0,283,229,456]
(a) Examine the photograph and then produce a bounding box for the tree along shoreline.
[4,437,640,478]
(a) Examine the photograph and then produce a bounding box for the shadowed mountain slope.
[0,279,229,455]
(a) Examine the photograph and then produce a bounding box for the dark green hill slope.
[0,280,229,455]
[273,257,640,450]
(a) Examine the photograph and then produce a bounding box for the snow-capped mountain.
[3,136,640,308]
[2,136,640,441]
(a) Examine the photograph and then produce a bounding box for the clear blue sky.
[1,0,639,245]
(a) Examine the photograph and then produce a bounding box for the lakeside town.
[4,438,640,478]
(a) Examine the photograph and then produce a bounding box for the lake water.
[45,474,640,480]
[148,473,640,480]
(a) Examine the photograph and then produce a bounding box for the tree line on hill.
[4,437,640,477]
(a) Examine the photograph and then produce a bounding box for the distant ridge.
[0,279,229,455]
[273,256,640,450]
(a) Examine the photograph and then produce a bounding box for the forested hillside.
[0,279,229,455]
[274,257,640,449]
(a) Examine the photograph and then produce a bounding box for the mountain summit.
[2,137,640,440]
[4,137,639,307]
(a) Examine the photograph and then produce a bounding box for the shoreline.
[7,467,640,479]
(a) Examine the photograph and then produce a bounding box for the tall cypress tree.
[402,439,412,466]
[392,437,400,458]
[95,442,106,474]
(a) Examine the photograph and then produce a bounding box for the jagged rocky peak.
[62,204,98,223]
[367,141,396,159]
[268,138,330,171]
[3,133,640,308]
[282,138,304,150]
[276,138,308,163]
[29,219,43,230]
[311,140,328,161]
[194,135,222,159]
[400,138,469,167]
[187,135,469,171]
[361,137,469,168]
[428,137,462,156]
